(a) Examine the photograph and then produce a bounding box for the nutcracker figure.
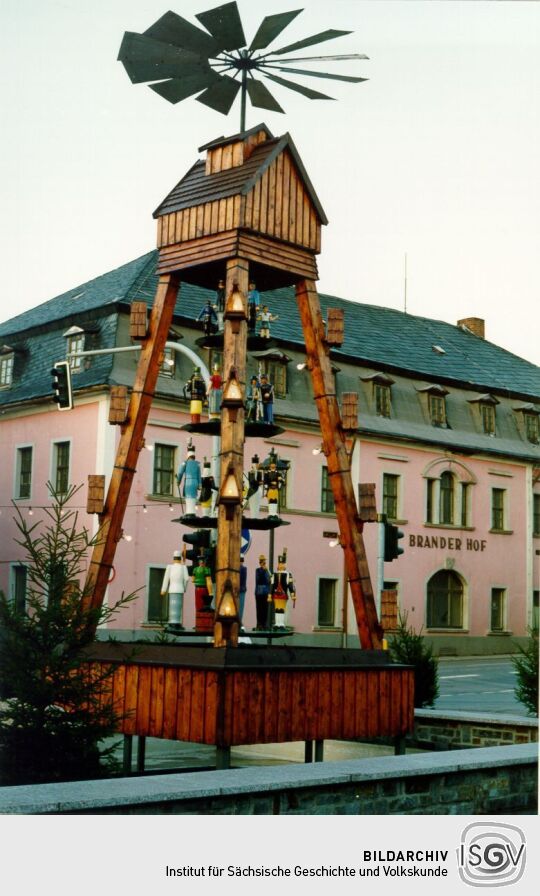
[161,551,190,631]
[197,298,218,336]
[271,550,296,630]
[183,366,206,423]
[176,442,201,516]
[199,458,218,514]
[263,458,283,518]
[247,281,260,334]
[244,454,263,517]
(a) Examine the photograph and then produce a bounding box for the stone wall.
[0,744,535,816]
[412,710,538,750]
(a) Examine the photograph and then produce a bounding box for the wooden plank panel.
[248,672,265,743]
[218,199,227,233]
[304,671,319,741]
[123,664,139,735]
[196,204,205,238]
[342,671,357,739]
[296,179,304,245]
[244,187,253,229]
[274,152,284,240]
[282,153,291,243]
[330,671,344,738]
[259,170,269,236]
[303,195,311,250]
[277,671,292,741]
[221,672,235,745]
[232,142,243,167]
[316,670,331,740]
[176,668,193,740]
[203,201,212,235]
[366,671,380,739]
[233,195,241,229]
[136,666,152,736]
[181,208,190,242]
[231,673,250,745]
[263,670,279,742]
[389,669,401,736]
[210,200,219,233]
[111,662,126,721]
[225,196,234,230]
[204,671,218,743]
[290,671,306,742]
[188,206,197,240]
[266,160,277,237]
[222,143,233,170]
[189,670,206,742]
[149,665,165,737]
[162,668,179,740]
[252,178,261,232]
[378,669,390,736]
[355,671,368,738]
[288,162,298,244]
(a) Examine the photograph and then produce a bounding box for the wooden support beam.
[83,274,180,623]
[214,258,249,647]
[295,279,383,649]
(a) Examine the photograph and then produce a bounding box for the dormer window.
[160,346,175,376]
[480,403,496,435]
[525,413,539,444]
[0,351,14,388]
[63,326,85,372]
[252,349,290,399]
[361,372,395,418]
[467,393,499,436]
[417,384,449,427]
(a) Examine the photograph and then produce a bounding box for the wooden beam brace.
[82,274,180,623]
[295,279,382,649]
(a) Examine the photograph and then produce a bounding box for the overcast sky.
[1,0,539,364]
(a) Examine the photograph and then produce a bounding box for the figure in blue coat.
[197,299,218,336]
[177,443,201,517]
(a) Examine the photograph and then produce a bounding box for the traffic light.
[183,530,211,574]
[384,523,405,562]
[51,361,73,410]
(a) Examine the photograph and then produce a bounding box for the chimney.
[458,317,485,339]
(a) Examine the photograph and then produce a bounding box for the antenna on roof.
[403,252,408,315]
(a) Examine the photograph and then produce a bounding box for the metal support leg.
[137,735,146,772]
[394,735,406,756]
[216,746,231,769]
[122,735,133,774]
[304,740,314,763]
[314,739,324,762]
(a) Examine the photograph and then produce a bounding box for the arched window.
[427,570,464,629]
[439,471,455,524]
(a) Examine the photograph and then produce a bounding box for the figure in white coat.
[161,551,190,631]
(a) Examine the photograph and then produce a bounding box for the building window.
[490,588,506,632]
[160,346,175,376]
[374,383,391,417]
[427,570,464,629]
[66,331,85,372]
[491,488,506,531]
[382,473,399,520]
[429,393,447,427]
[261,360,287,399]
[533,591,539,633]
[439,471,455,525]
[480,403,496,435]
[0,353,14,387]
[461,483,471,527]
[208,348,223,374]
[321,466,335,513]
[524,413,539,444]
[147,566,167,624]
[426,478,435,523]
[152,444,176,497]
[317,578,337,627]
[15,446,33,499]
[53,441,70,495]
[11,564,28,615]
[534,494,540,537]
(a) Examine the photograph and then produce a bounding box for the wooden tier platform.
[180,421,284,437]
[88,644,414,749]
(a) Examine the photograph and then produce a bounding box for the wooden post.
[296,279,383,650]
[82,274,180,622]
[214,258,249,647]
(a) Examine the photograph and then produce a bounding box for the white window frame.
[14,443,34,500]
[150,441,178,498]
[316,575,341,629]
[0,352,14,388]
[50,439,72,496]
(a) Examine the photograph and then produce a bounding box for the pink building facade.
[1,254,539,655]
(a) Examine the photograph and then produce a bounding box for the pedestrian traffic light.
[183,530,211,574]
[384,523,405,562]
[51,361,73,410]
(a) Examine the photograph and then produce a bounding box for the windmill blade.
[270,29,352,56]
[249,10,304,52]
[264,72,335,101]
[196,2,246,51]
[246,78,284,113]
[150,71,222,104]
[118,32,209,84]
[196,75,242,114]
[275,53,369,62]
[144,11,221,57]
[263,65,367,83]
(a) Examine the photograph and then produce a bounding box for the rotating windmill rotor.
[118,2,368,130]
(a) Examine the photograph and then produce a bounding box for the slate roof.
[153,131,328,224]
[0,250,539,411]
